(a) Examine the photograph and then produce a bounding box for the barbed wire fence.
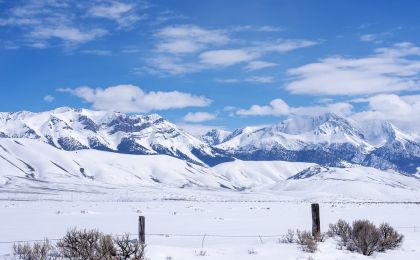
[0,225,418,248]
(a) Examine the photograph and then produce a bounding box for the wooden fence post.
[311,203,320,237]
[139,216,145,244]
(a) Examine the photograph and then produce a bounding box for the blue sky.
[1,0,420,135]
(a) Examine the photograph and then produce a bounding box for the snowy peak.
[0,108,230,166]
[201,129,231,145]
[218,113,368,152]
[0,109,419,174]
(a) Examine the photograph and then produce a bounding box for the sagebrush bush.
[280,229,295,243]
[13,229,146,260]
[115,233,146,259]
[13,239,52,260]
[350,220,381,256]
[296,230,317,253]
[328,219,403,256]
[328,219,351,244]
[378,223,404,252]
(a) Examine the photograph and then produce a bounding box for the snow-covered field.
[1,192,420,259]
[1,138,420,259]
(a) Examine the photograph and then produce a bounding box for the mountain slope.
[212,113,419,174]
[0,138,233,190]
[1,108,419,175]
[0,108,232,167]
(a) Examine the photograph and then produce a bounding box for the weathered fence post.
[138,216,145,244]
[311,203,320,238]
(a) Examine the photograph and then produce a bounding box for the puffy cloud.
[155,25,229,54]
[58,84,212,113]
[146,23,317,75]
[286,42,420,95]
[245,76,274,83]
[0,1,141,48]
[177,123,225,137]
[81,49,112,56]
[237,99,290,116]
[199,49,256,66]
[183,112,217,122]
[236,98,353,117]
[245,60,277,71]
[30,27,107,43]
[43,95,54,102]
[87,1,142,28]
[257,39,317,53]
[235,94,420,133]
[351,94,420,133]
[215,76,275,84]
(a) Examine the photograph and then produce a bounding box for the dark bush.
[378,223,404,252]
[13,228,146,259]
[13,239,52,260]
[328,219,403,256]
[280,229,295,243]
[350,220,381,256]
[115,233,146,259]
[328,219,351,244]
[296,230,317,253]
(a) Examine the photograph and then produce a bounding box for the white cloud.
[258,26,283,32]
[183,112,217,122]
[359,32,392,43]
[360,34,377,42]
[144,56,201,75]
[286,42,420,95]
[155,25,229,54]
[237,99,290,116]
[145,23,317,75]
[215,78,241,84]
[199,49,256,66]
[87,1,141,28]
[177,123,225,137]
[246,76,274,83]
[236,98,353,117]
[235,93,420,133]
[43,95,54,102]
[81,49,112,56]
[215,76,274,84]
[351,94,420,133]
[31,27,107,43]
[58,84,212,113]
[0,1,138,48]
[245,60,277,71]
[257,39,318,53]
[230,25,284,32]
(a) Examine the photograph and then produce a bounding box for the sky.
[1,0,420,135]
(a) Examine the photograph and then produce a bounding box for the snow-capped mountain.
[0,107,232,167]
[210,113,420,174]
[0,108,419,175]
[201,129,231,145]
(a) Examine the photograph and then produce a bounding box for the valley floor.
[1,190,420,259]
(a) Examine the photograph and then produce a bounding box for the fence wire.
[0,226,418,245]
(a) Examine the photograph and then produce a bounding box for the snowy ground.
[1,192,420,259]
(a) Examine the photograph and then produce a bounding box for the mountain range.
[0,108,419,175]
[1,107,420,201]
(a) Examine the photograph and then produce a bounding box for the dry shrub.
[280,229,295,243]
[349,220,381,256]
[328,219,352,245]
[57,228,145,259]
[115,233,146,259]
[328,219,403,256]
[378,223,404,252]
[296,230,317,253]
[13,239,52,260]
